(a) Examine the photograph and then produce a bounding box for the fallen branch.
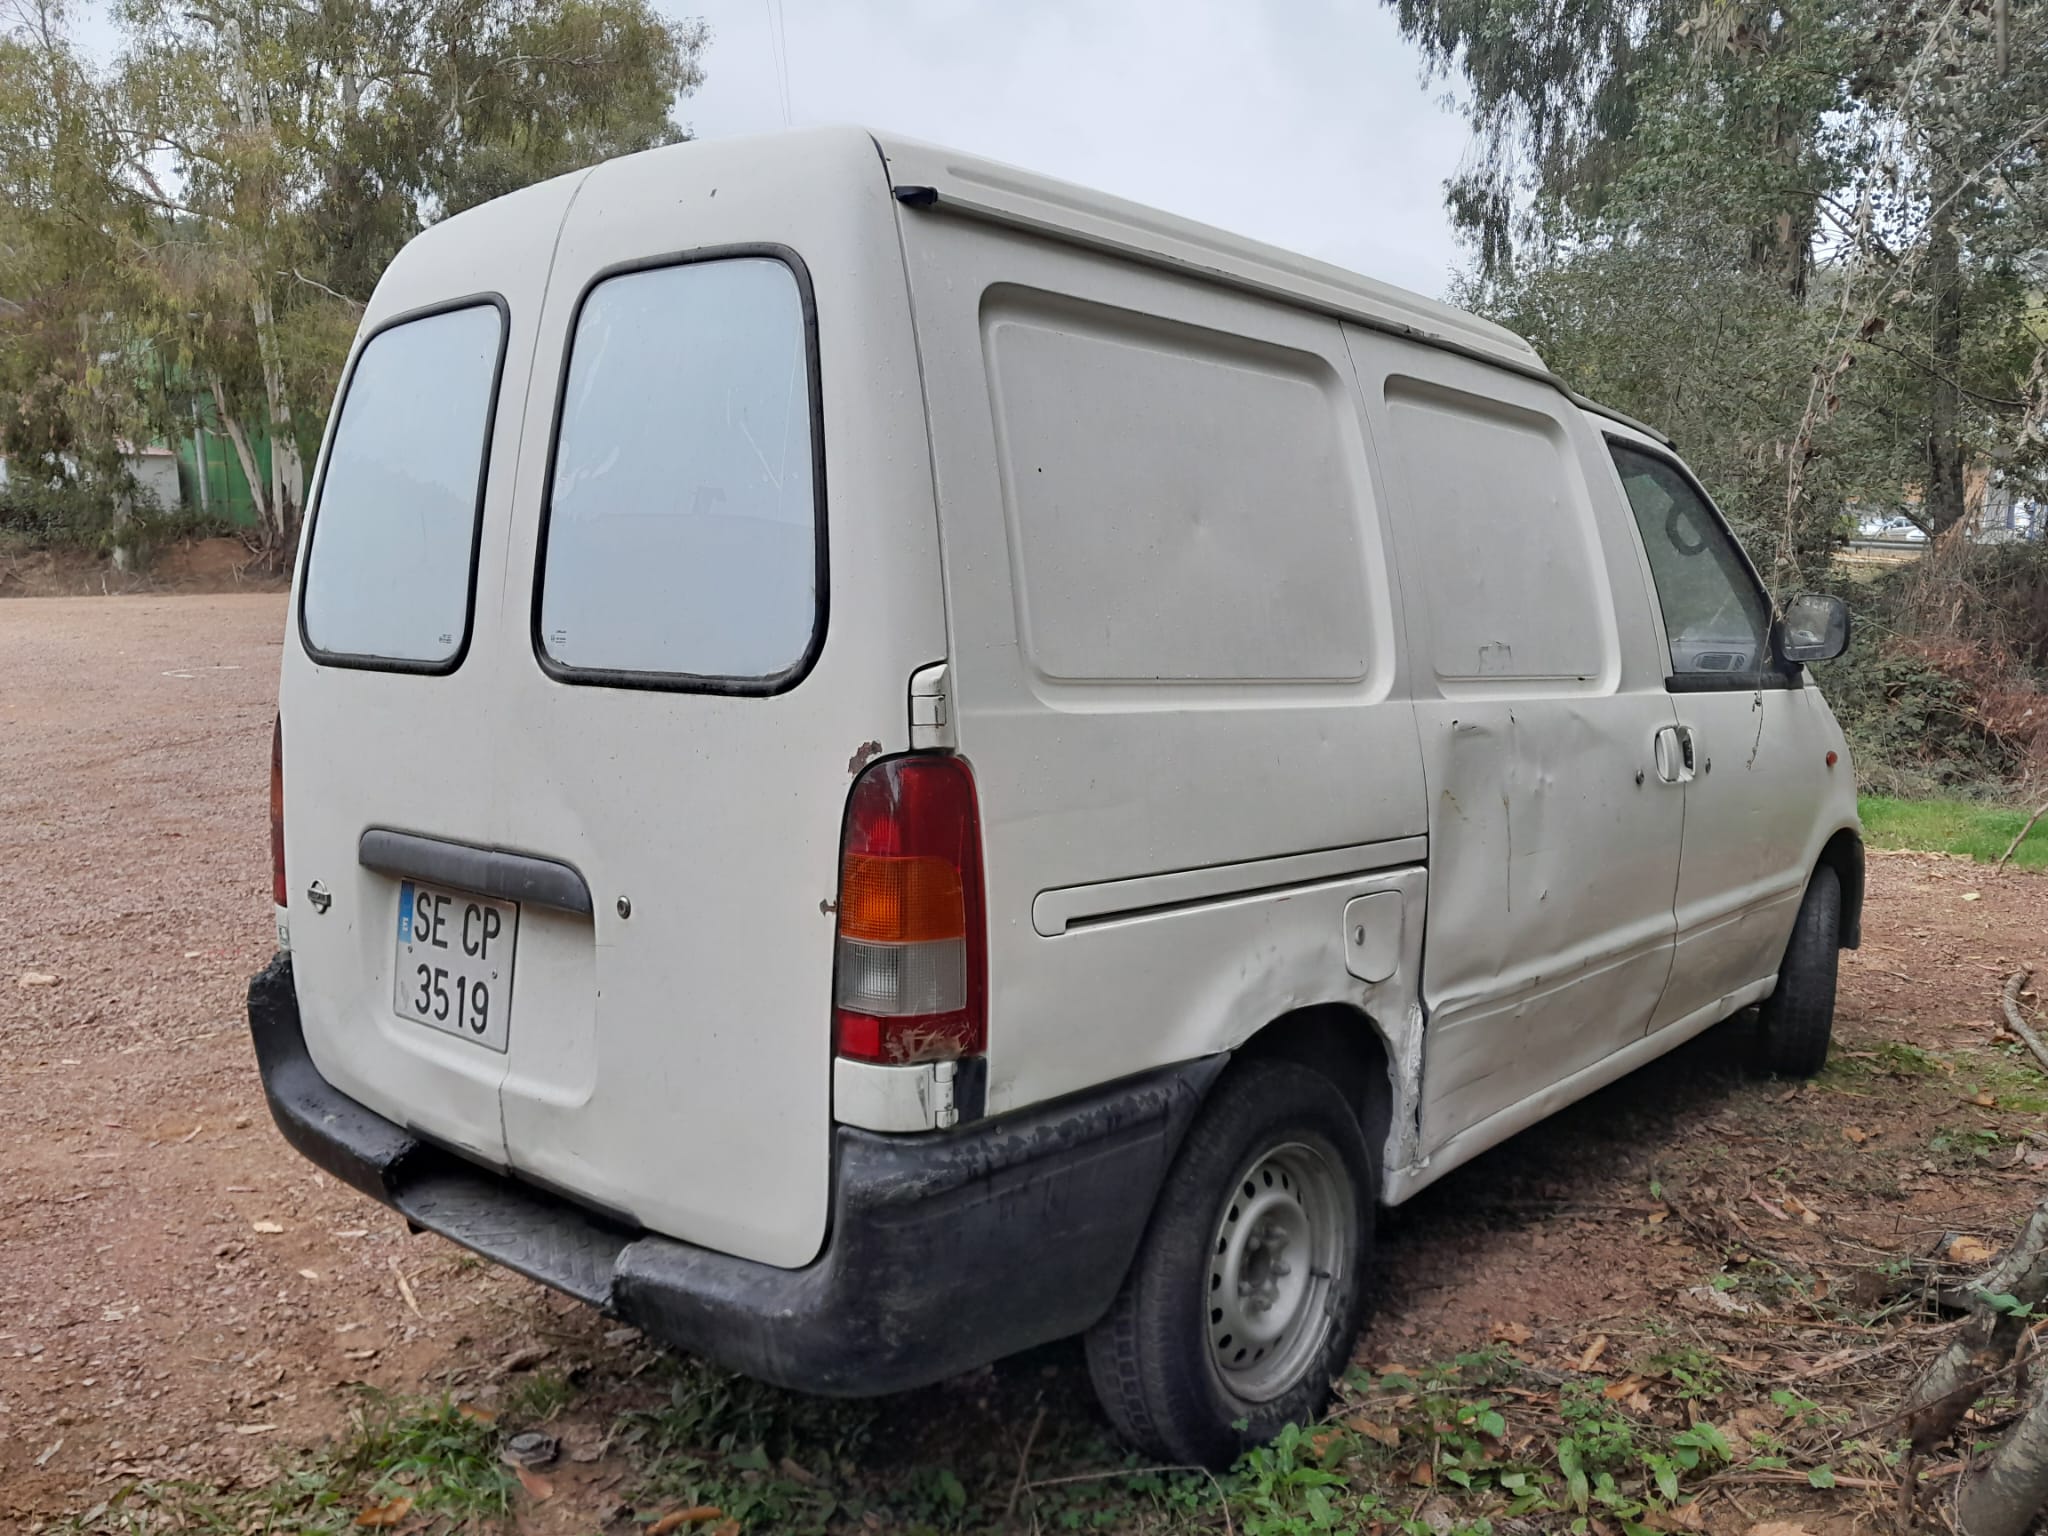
[1996,969,2048,1078]
[1956,1366,2048,1536]
[1892,972,2048,1533]
[1997,805,2048,868]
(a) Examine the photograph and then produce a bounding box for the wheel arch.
[1232,1003,1397,1184]
[1817,828,1864,949]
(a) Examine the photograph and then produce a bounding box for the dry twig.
[1997,808,2048,868]
[1995,969,2048,1077]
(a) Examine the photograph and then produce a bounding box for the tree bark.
[250,286,304,543]
[1926,156,1968,536]
[209,377,273,539]
[221,10,304,549]
[1955,1366,2048,1536]
[1900,1197,2048,1533]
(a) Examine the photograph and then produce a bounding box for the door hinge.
[926,1058,959,1130]
[908,661,954,751]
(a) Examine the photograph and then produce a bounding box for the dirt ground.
[0,538,291,599]
[3,592,2046,1532]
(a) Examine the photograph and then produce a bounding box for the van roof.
[394,125,1670,446]
[872,129,1541,374]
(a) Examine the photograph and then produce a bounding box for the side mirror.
[1776,592,1850,664]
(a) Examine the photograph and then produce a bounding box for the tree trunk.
[1899,1198,2048,1533]
[1926,157,1968,535]
[1955,1367,2048,1536]
[250,287,304,542]
[209,377,273,542]
[221,12,304,548]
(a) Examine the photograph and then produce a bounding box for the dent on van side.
[251,124,1862,1468]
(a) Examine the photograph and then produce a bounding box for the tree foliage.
[0,0,705,550]
[1403,0,2048,563]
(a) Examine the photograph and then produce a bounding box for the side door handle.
[1653,724,1695,784]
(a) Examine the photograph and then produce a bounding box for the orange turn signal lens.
[837,853,966,944]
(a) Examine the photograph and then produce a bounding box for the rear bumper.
[247,954,1220,1394]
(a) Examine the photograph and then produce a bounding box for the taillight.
[833,755,986,1064]
[270,715,286,908]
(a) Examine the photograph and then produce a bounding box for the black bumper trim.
[247,954,1222,1394]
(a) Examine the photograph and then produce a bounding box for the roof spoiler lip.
[1569,390,1675,448]
[872,131,1678,453]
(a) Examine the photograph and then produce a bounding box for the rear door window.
[300,301,507,670]
[536,254,823,690]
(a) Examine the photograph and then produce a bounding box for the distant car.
[1857,513,1928,542]
[251,126,1863,1467]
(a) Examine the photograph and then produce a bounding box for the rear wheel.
[1752,864,1841,1078]
[1085,1059,1375,1467]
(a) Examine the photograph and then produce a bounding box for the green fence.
[171,405,322,527]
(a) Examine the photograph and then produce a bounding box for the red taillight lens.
[832,755,986,1064]
[270,715,286,908]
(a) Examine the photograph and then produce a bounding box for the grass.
[55,1396,515,1535]
[1858,793,2048,867]
[45,1337,1906,1536]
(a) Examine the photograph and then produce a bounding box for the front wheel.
[1085,1059,1376,1467]
[1752,863,1841,1078]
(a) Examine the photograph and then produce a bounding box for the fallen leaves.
[1780,1193,1823,1226]
[1575,1335,1609,1371]
[1601,1376,1653,1413]
[250,1219,284,1234]
[355,1496,413,1528]
[1742,1524,1815,1536]
[1945,1233,2000,1266]
[1490,1319,1533,1345]
[513,1464,554,1501]
[646,1508,724,1534]
[1685,1283,1758,1316]
[17,972,58,987]
[1843,1125,1871,1145]
[1344,1413,1402,1448]
[492,1343,551,1376]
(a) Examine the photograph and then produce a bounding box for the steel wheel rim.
[1204,1139,1352,1403]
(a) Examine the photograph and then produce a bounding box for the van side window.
[300,301,506,669]
[1383,382,1610,682]
[537,255,821,689]
[1609,444,1774,683]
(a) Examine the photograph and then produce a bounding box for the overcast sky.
[61,0,1476,299]
[672,0,1473,297]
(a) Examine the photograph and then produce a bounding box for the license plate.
[393,881,516,1051]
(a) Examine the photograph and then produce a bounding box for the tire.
[1085,1058,1376,1468]
[1752,863,1841,1078]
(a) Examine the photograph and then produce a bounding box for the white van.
[251,127,1860,1465]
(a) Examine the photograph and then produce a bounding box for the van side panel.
[895,207,1428,1117]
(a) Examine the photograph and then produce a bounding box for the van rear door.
[285,174,587,1172]
[475,131,945,1269]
